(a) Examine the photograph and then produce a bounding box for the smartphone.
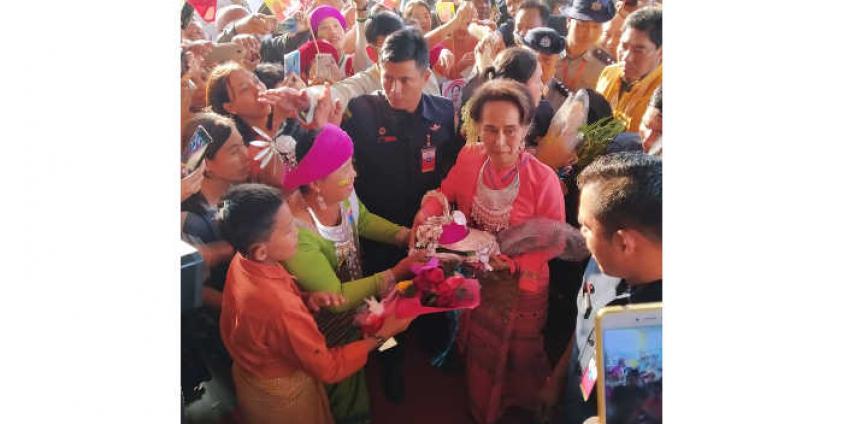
[182,125,213,174]
[284,50,302,76]
[313,53,338,82]
[596,303,662,424]
[205,43,246,65]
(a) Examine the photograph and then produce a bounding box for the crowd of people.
[180,0,662,423]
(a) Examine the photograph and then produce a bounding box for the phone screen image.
[182,125,212,173]
[602,325,662,424]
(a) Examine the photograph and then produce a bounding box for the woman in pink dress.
[414,79,565,423]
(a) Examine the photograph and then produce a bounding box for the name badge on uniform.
[421,135,436,173]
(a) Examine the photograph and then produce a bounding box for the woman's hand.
[233,13,277,36]
[390,250,429,280]
[304,84,343,130]
[489,254,517,274]
[258,87,309,118]
[376,312,414,339]
[181,161,205,201]
[232,34,261,70]
[409,209,431,249]
[434,48,455,75]
[305,291,347,313]
[449,51,475,79]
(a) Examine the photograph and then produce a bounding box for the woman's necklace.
[470,158,520,234]
[306,198,363,282]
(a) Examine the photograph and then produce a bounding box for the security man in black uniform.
[342,27,462,271]
[340,27,465,402]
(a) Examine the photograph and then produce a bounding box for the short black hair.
[469,79,536,126]
[577,152,662,241]
[649,85,662,111]
[380,27,429,70]
[365,11,405,44]
[217,183,286,255]
[584,89,613,125]
[517,0,550,25]
[254,63,285,89]
[624,6,661,48]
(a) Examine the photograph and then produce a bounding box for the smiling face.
[223,69,270,119]
[480,100,528,169]
[317,17,345,49]
[618,27,661,83]
[310,159,357,204]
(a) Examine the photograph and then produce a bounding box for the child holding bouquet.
[217,183,414,424]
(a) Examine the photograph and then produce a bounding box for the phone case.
[595,302,662,424]
[313,53,337,82]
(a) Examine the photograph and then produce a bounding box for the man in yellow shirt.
[595,6,661,131]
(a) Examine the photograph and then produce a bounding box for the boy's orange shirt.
[219,253,370,384]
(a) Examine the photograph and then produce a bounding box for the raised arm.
[424,2,475,46]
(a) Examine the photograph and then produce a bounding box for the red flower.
[413,267,445,292]
[358,313,384,336]
[431,276,464,307]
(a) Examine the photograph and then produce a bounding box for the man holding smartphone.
[538,152,662,423]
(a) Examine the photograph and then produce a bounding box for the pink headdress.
[309,5,348,35]
[282,124,354,190]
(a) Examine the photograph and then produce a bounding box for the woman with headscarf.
[281,124,427,423]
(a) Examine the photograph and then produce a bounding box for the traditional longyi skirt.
[460,268,552,423]
[232,364,334,424]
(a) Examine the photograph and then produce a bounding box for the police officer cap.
[562,0,616,23]
[524,27,565,55]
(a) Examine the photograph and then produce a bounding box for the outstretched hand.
[305,291,347,313]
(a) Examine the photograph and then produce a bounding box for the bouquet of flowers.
[354,258,480,335]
